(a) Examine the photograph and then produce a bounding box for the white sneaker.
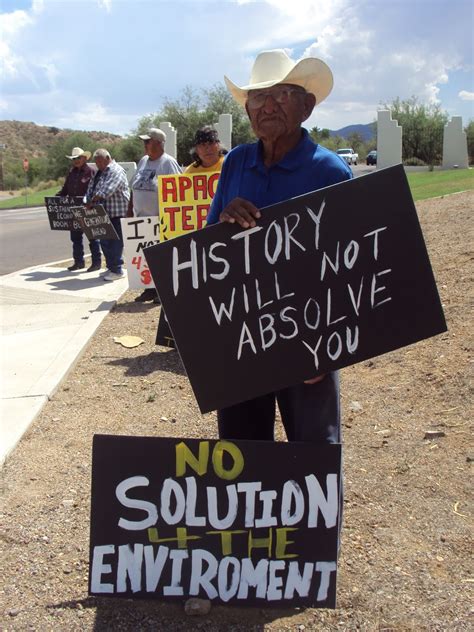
[103,271,124,282]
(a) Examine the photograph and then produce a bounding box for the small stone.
[160,416,168,422]
[62,499,75,508]
[8,609,21,616]
[424,430,446,440]
[349,401,363,413]
[466,456,474,463]
[184,598,212,616]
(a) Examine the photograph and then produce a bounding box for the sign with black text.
[144,165,447,414]
[121,217,160,289]
[89,434,341,607]
[72,204,119,241]
[44,196,84,231]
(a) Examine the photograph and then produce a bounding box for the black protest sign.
[144,165,447,414]
[89,434,341,608]
[156,309,176,348]
[72,204,119,240]
[44,196,84,231]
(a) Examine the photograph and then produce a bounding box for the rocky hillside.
[0,120,121,160]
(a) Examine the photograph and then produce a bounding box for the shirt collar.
[245,128,315,172]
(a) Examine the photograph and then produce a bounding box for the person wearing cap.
[128,128,181,302]
[185,126,226,174]
[85,148,130,282]
[57,147,101,272]
[207,49,352,445]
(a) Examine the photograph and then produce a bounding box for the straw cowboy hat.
[224,49,333,107]
[66,147,92,160]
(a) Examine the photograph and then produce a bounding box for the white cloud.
[459,90,474,101]
[97,0,112,12]
[0,0,472,132]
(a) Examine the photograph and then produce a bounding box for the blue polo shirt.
[207,128,352,224]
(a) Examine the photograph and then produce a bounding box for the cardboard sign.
[156,309,175,348]
[144,165,447,414]
[89,434,341,608]
[121,217,160,289]
[158,172,220,240]
[44,196,84,231]
[71,204,119,241]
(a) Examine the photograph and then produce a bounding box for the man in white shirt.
[128,128,182,302]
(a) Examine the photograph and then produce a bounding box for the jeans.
[100,216,124,274]
[70,230,101,265]
[218,371,343,548]
[217,371,340,443]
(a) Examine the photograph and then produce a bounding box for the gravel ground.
[1,191,473,631]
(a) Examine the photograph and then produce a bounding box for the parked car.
[336,148,358,165]
[366,150,377,166]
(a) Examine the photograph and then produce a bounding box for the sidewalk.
[0,261,128,465]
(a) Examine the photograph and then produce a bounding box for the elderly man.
[207,49,352,444]
[85,149,130,282]
[128,128,181,302]
[57,147,101,272]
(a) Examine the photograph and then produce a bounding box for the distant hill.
[0,120,121,161]
[329,123,375,141]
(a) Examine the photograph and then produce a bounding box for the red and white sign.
[121,217,160,289]
[23,158,29,172]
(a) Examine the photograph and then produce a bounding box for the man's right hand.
[219,198,261,229]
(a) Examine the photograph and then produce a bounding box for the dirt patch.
[1,191,473,631]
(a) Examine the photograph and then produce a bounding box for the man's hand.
[219,197,261,228]
[304,374,326,385]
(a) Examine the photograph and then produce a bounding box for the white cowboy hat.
[224,49,334,107]
[66,147,92,160]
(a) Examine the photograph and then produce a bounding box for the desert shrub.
[403,157,426,166]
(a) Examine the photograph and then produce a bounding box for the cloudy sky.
[1,0,473,136]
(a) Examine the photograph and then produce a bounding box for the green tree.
[110,136,143,163]
[46,132,96,179]
[309,126,331,142]
[465,120,474,165]
[346,132,365,156]
[135,84,254,165]
[385,96,449,165]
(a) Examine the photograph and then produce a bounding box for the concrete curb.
[1,262,129,466]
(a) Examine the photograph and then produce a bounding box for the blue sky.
[1,0,473,136]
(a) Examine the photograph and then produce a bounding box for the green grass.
[406,168,474,201]
[0,186,59,209]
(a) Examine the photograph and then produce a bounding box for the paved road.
[0,166,376,276]
[0,206,73,275]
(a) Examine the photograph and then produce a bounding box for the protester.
[184,126,226,174]
[207,49,352,443]
[128,128,181,302]
[85,149,130,282]
[57,147,101,272]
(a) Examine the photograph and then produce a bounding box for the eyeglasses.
[247,85,307,109]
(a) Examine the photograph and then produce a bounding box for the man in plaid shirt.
[85,149,130,281]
